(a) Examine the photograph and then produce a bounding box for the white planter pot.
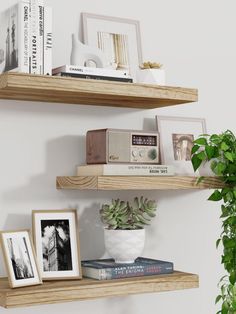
[104,228,145,264]
[136,69,165,85]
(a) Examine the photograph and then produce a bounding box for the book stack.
[76,164,175,176]
[82,257,174,280]
[0,0,52,75]
[52,65,133,83]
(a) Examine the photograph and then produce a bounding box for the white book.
[0,1,30,73]
[52,65,131,79]
[38,2,44,74]
[21,1,30,73]
[43,6,52,75]
[76,164,175,176]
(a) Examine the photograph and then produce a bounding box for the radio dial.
[132,150,138,157]
[148,149,158,160]
[139,150,145,157]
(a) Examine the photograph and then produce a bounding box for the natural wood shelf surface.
[56,175,225,190]
[0,73,198,109]
[0,271,198,308]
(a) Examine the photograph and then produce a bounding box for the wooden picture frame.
[156,115,207,175]
[32,209,82,280]
[82,12,143,80]
[0,229,42,288]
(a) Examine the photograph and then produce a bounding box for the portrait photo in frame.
[156,116,207,175]
[32,209,82,280]
[82,12,143,80]
[0,230,42,288]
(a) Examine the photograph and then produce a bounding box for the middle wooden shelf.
[56,175,224,190]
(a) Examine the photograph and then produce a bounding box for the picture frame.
[82,12,143,80]
[156,116,207,175]
[0,230,42,288]
[32,209,82,280]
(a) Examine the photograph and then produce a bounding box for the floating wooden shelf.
[0,73,198,109]
[0,271,198,308]
[56,175,224,190]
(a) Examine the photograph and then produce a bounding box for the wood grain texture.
[0,73,198,109]
[56,176,225,190]
[0,272,198,308]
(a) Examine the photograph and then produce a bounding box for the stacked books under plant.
[82,197,174,280]
[0,0,52,75]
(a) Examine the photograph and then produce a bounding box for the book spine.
[76,165,174,176]
[57,72,133,83]
[99,264,173,280]
[21,1,30,73]
[52,65,130,78]
[38,3,44,74]
[29,0,40,74]
[43,6,52,75]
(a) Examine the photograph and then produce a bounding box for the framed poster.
[156,115,207,175]
[32,209,82,280]
[82,12,143,79]
[0,230,42,288]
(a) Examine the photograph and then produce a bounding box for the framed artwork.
[32,209,82,280]
[0,230,42,288]
[82,12,143,79]
[156,116,207,175]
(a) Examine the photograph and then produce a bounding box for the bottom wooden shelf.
[0,271,199,308]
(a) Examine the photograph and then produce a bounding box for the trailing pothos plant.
[191,130,236,314]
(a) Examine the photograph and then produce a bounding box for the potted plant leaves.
[191,130,236,314]
[100,196,157,263]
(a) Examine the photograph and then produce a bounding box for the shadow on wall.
[2,134,86,202]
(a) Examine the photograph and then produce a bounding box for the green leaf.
[205,145,217,159]
[215,295,222,304]
[229,272,236,285]
[197,151,207,161]
[216,238,221,249]
[191,144,200,154]
[194,137,208,146]
[208,190,222,201]
[191,154,202,171]
[224,152,234,162]
[215,163,226,175]
[221,142,230,151]
[197,176,205,184]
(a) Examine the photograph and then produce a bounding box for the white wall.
[0,0,235,313]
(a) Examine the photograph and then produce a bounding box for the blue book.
[81,257,174,280]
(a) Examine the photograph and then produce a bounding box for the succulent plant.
[140,61,163,69]
[100,197,157,230]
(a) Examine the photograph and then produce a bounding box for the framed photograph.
[0,230,42,288]
[82,12,143,79]
[156,116,207,175]
[32,209,82,280]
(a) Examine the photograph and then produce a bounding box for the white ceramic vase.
[136,69,165,85]
[104,228,145,264]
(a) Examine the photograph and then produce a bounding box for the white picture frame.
[0,230,42,288]
[82,12,143,80]
[156,116,207,175]
[32,209,82,280]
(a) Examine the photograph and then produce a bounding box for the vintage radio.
[86,129,160,164]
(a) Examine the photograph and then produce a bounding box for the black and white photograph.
[0,230,42,288]
[156,116,207,175]
[32,210,82,280]
[0,3,19,73]
[41,219,72,272]
[82,13,142,79]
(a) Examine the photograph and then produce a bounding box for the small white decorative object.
[137,68,166,85]
[70,34,110,68]
[104,228,145,263]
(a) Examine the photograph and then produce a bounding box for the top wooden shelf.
[0,73,198,109]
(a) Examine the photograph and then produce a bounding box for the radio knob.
[132,150,138,157]
[139,150,145,157]
[148,149,158,160]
